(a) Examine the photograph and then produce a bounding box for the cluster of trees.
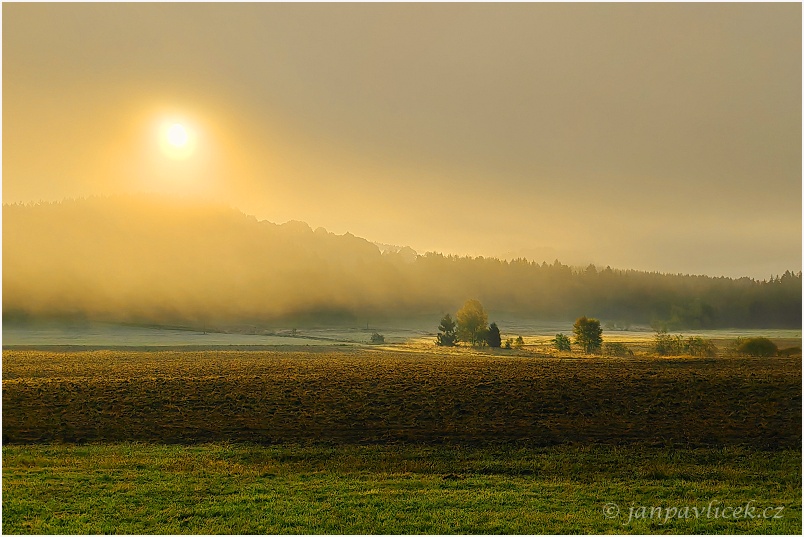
[438,304,790,359]
[553,323,785,358]
[437,303,608,354]
[436,299,504,348]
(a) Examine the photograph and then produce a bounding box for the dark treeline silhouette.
[413,255,802,329]
[3,195,801,329]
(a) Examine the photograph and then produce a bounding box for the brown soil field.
[2,349,800,448]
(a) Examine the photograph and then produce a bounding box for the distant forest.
[3,196,801,329]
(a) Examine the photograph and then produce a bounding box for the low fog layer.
[3,196,801,329]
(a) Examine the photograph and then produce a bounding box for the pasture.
[3,443,800,534]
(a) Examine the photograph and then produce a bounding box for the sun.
[159,120,196,159]
[166,123,189,148]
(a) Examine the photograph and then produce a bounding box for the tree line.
[4,197,800,330]
[414,254,801,329]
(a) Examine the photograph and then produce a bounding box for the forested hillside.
[4,196,800,328]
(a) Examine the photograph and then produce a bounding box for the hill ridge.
[3,195,801,328]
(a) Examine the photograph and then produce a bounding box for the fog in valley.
[4,196,801,332]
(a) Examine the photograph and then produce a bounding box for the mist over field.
[2,4,801,535]
[4,196,800,330]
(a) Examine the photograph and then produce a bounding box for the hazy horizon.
[3,192,801,282]
[4,3,802,280]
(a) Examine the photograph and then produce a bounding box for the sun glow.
[166,123,189,147]
[159,120,196,159]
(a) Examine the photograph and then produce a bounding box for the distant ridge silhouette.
[3,195,801,328]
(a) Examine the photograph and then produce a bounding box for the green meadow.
[3,443,800,534]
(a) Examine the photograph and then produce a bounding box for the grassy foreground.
[3,443,800,534]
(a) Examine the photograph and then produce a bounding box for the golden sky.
[3,3,801,278]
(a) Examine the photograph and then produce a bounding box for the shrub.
[684,336,717,357]
[513,336,524,348]
[655,331,717,357]
[553,333,571,352]
[603,342,634,357]
[370,332,385,344]
[735,337,778,357]
[654,330,683,356]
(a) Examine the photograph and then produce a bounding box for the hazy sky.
[3,3,801,278]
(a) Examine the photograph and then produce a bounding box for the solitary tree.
[573,316,603,353]
[486,322,502,348]
[456,299,489,346]
[435,313,458,346]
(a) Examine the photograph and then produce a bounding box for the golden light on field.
[159,119,196,159]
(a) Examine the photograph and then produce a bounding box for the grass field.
[3,347,801,533]
[3,443,800,534]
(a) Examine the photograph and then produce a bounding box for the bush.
[684,336,717,357]
[513,336,524,348]
[654,330,684,356]
[655,331,717,357]
[603,342,634,357]
[735,337,778,357]
[553,333,571,352]
[370,332,385,344]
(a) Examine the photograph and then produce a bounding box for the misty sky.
[3,3,801,279]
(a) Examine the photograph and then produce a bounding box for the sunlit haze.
[3,3,801,279]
